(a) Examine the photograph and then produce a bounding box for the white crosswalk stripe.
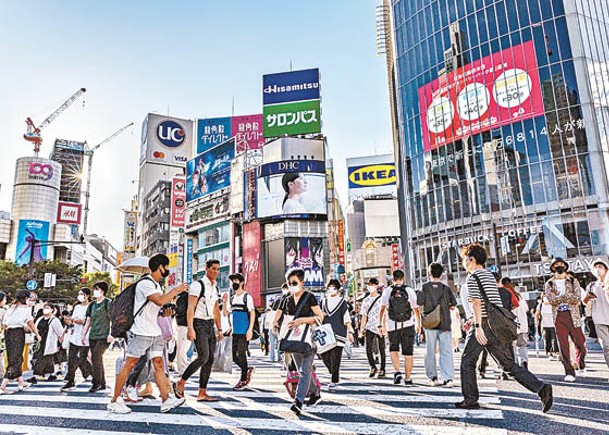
[0,346,507,434]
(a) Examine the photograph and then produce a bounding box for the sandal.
[172,382,184,399]
[197,395,219,402]
[0,389,14,395]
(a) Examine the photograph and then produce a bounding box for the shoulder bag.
[473,275,518,344]
[279,293,314,355]
[421,285,445,330]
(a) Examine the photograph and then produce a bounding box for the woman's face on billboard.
[289,176,307,195]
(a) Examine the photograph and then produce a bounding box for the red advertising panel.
[243,221,262,306]
[232,114,264,152]
[391,244,399,272]
[57,202,82,225]
[337,220,345,266]
[170,177,186,228]
[419,41,544,152]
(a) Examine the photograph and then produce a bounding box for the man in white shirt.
[584,259,609,379]
[378,270,421,386]
[360,278,386,378]
[108,254,188,414]
[174,259,223,402]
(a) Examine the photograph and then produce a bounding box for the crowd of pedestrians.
[3,244,609,417]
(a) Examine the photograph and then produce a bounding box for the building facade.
[389,0,609,292]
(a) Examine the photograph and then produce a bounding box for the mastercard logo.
[153,151,166,159]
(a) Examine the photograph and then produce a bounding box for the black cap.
[550,257,569,273]
[228,273,245,283]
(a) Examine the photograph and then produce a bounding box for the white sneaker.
[577,369,586,376]
[125,386,140,403]
[428,379,440,387]
[327,383,337,391]
[442,380,455,388]
[160,396,186,413]
[548,356,556,361]
[107,397,132,414]
[564,375,576,382]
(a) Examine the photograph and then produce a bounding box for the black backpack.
[175,280,205,327]
[110,276,154,338]
[230,292,261,340]
[388,285,412,323]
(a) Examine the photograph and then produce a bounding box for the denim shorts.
[126,333,164,359]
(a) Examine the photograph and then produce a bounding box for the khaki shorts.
[126,333,164,359]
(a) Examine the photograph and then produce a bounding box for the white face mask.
[43,308,52,315]
[77,295,85,303]
[326,287,336,296]
[288,285,299,295]
[93,290,102,299]
[367,285,377,293]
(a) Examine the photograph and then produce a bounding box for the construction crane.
[24,88,87,155]
[82,122,134,235]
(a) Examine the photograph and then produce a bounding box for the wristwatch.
[474,323,480,328]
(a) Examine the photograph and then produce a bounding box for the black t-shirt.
[281,292,319,318]
[417,282,457,331]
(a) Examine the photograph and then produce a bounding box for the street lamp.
[28,236,86,278]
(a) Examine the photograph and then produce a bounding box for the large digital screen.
[15,220,50,266]
[186,138,235,202]
[285,237,324,288]
[418,40,544,152]
[255,160,327,219]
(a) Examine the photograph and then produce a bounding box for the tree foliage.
[81,271,119,298]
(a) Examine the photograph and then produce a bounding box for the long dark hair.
[281,172,302,207]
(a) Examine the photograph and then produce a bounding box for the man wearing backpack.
[222,273,256,390]
[458,243,553,413]
[174,259,223,402]
[108,254,188,414]
[378,270,421,386]
[359,278,386,379]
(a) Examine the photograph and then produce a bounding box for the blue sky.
[0,0,392,249]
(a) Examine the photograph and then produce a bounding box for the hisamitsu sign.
[263,68,320,105]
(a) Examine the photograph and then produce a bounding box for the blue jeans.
[291,351,319,403]
[425,329,455,381]
[269,330,279,363]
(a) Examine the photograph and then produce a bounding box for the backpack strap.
[134,276,155,318]
[366,295,382,317]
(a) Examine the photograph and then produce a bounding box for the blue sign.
[157,120,186,148]
[186,138,235,202]
[15,220,50,266]
[489,265,498,273]
[263,68,320,105]
[197,117,231,154]
[26,280,38,291]
[256,160,325,177]
[186,239,193,284]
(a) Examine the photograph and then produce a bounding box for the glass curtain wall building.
[389,0,609,293]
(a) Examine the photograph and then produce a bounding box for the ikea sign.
[348,164,397,188]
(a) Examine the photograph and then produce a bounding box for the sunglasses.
[289,281,299,286]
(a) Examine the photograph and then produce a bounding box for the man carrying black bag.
[457,243,553,413]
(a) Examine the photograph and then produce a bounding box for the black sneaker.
[290,399,303,416]
[378,370,386,379]
[539,384,553,413]
[393,372,403,385]
[89,384,104,393]
[404,378,414,386]
[369,368,378,378]
[60,381,76,392]
[455,400,481,409]
[46,375,57,382]
[306,393,322,407]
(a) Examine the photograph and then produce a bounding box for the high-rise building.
[50,139,86,204]
[387,0,609,293]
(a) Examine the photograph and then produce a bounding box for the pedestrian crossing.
[0,345,507,434]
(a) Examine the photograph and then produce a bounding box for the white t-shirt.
[361,293,383,335]
[70,304,89,346]
[460,283,473,320]
[380,285,419,332]
[189,276,220,320]
[540,303,554,328]
[226,292,255,313]
[3,305,33,329]
[554,279,566,296]
[130,278,162,337]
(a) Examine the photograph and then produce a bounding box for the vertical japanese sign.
[186,238,193,284]
[123,212,137,253]
[391,244,399,272]
[285,237,324,288]
[242,222,262,307]
[418,41,544,152]
[337,220,345,266]
[262,68,321,138]
[170,177,186,228]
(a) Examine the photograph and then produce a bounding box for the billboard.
[140,113,194,167]
[186,138,235,202]
[184,193,230,231]
[347,154,398,202]
[57,202,82,225]
[337,220,345,266]
[170,177,186,228]
[242,222,262,306]
[263,68,321,105]
[418,40,544,152]
[256,160,327,219]
[15,220,50,266]
[263,99,321,138]
[123,211,137,253]
[51,139,85,203]
[197,115,264,154]
[285,237,324,288]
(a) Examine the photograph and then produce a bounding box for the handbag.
[212,337,233,374]
[312,320,337,355]
[421,287,446,329]
[279,293,314,355]
[473,275,518,344]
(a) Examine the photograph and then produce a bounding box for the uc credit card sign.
[263,68,320,105]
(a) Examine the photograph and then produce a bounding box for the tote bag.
[279,293,314,355]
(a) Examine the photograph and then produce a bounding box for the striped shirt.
[467,269,503,318]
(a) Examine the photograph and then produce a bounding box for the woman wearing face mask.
[544,258,587,382]
[320,279,354,391]
[32,303,64,381]
[61,288,92,391]
[273,268,325,416]
[81,282,113,393]
[1,290,41,394]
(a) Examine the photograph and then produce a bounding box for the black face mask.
[161,267,170,278]
[554,266,566,275]
[232,282,241,291]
